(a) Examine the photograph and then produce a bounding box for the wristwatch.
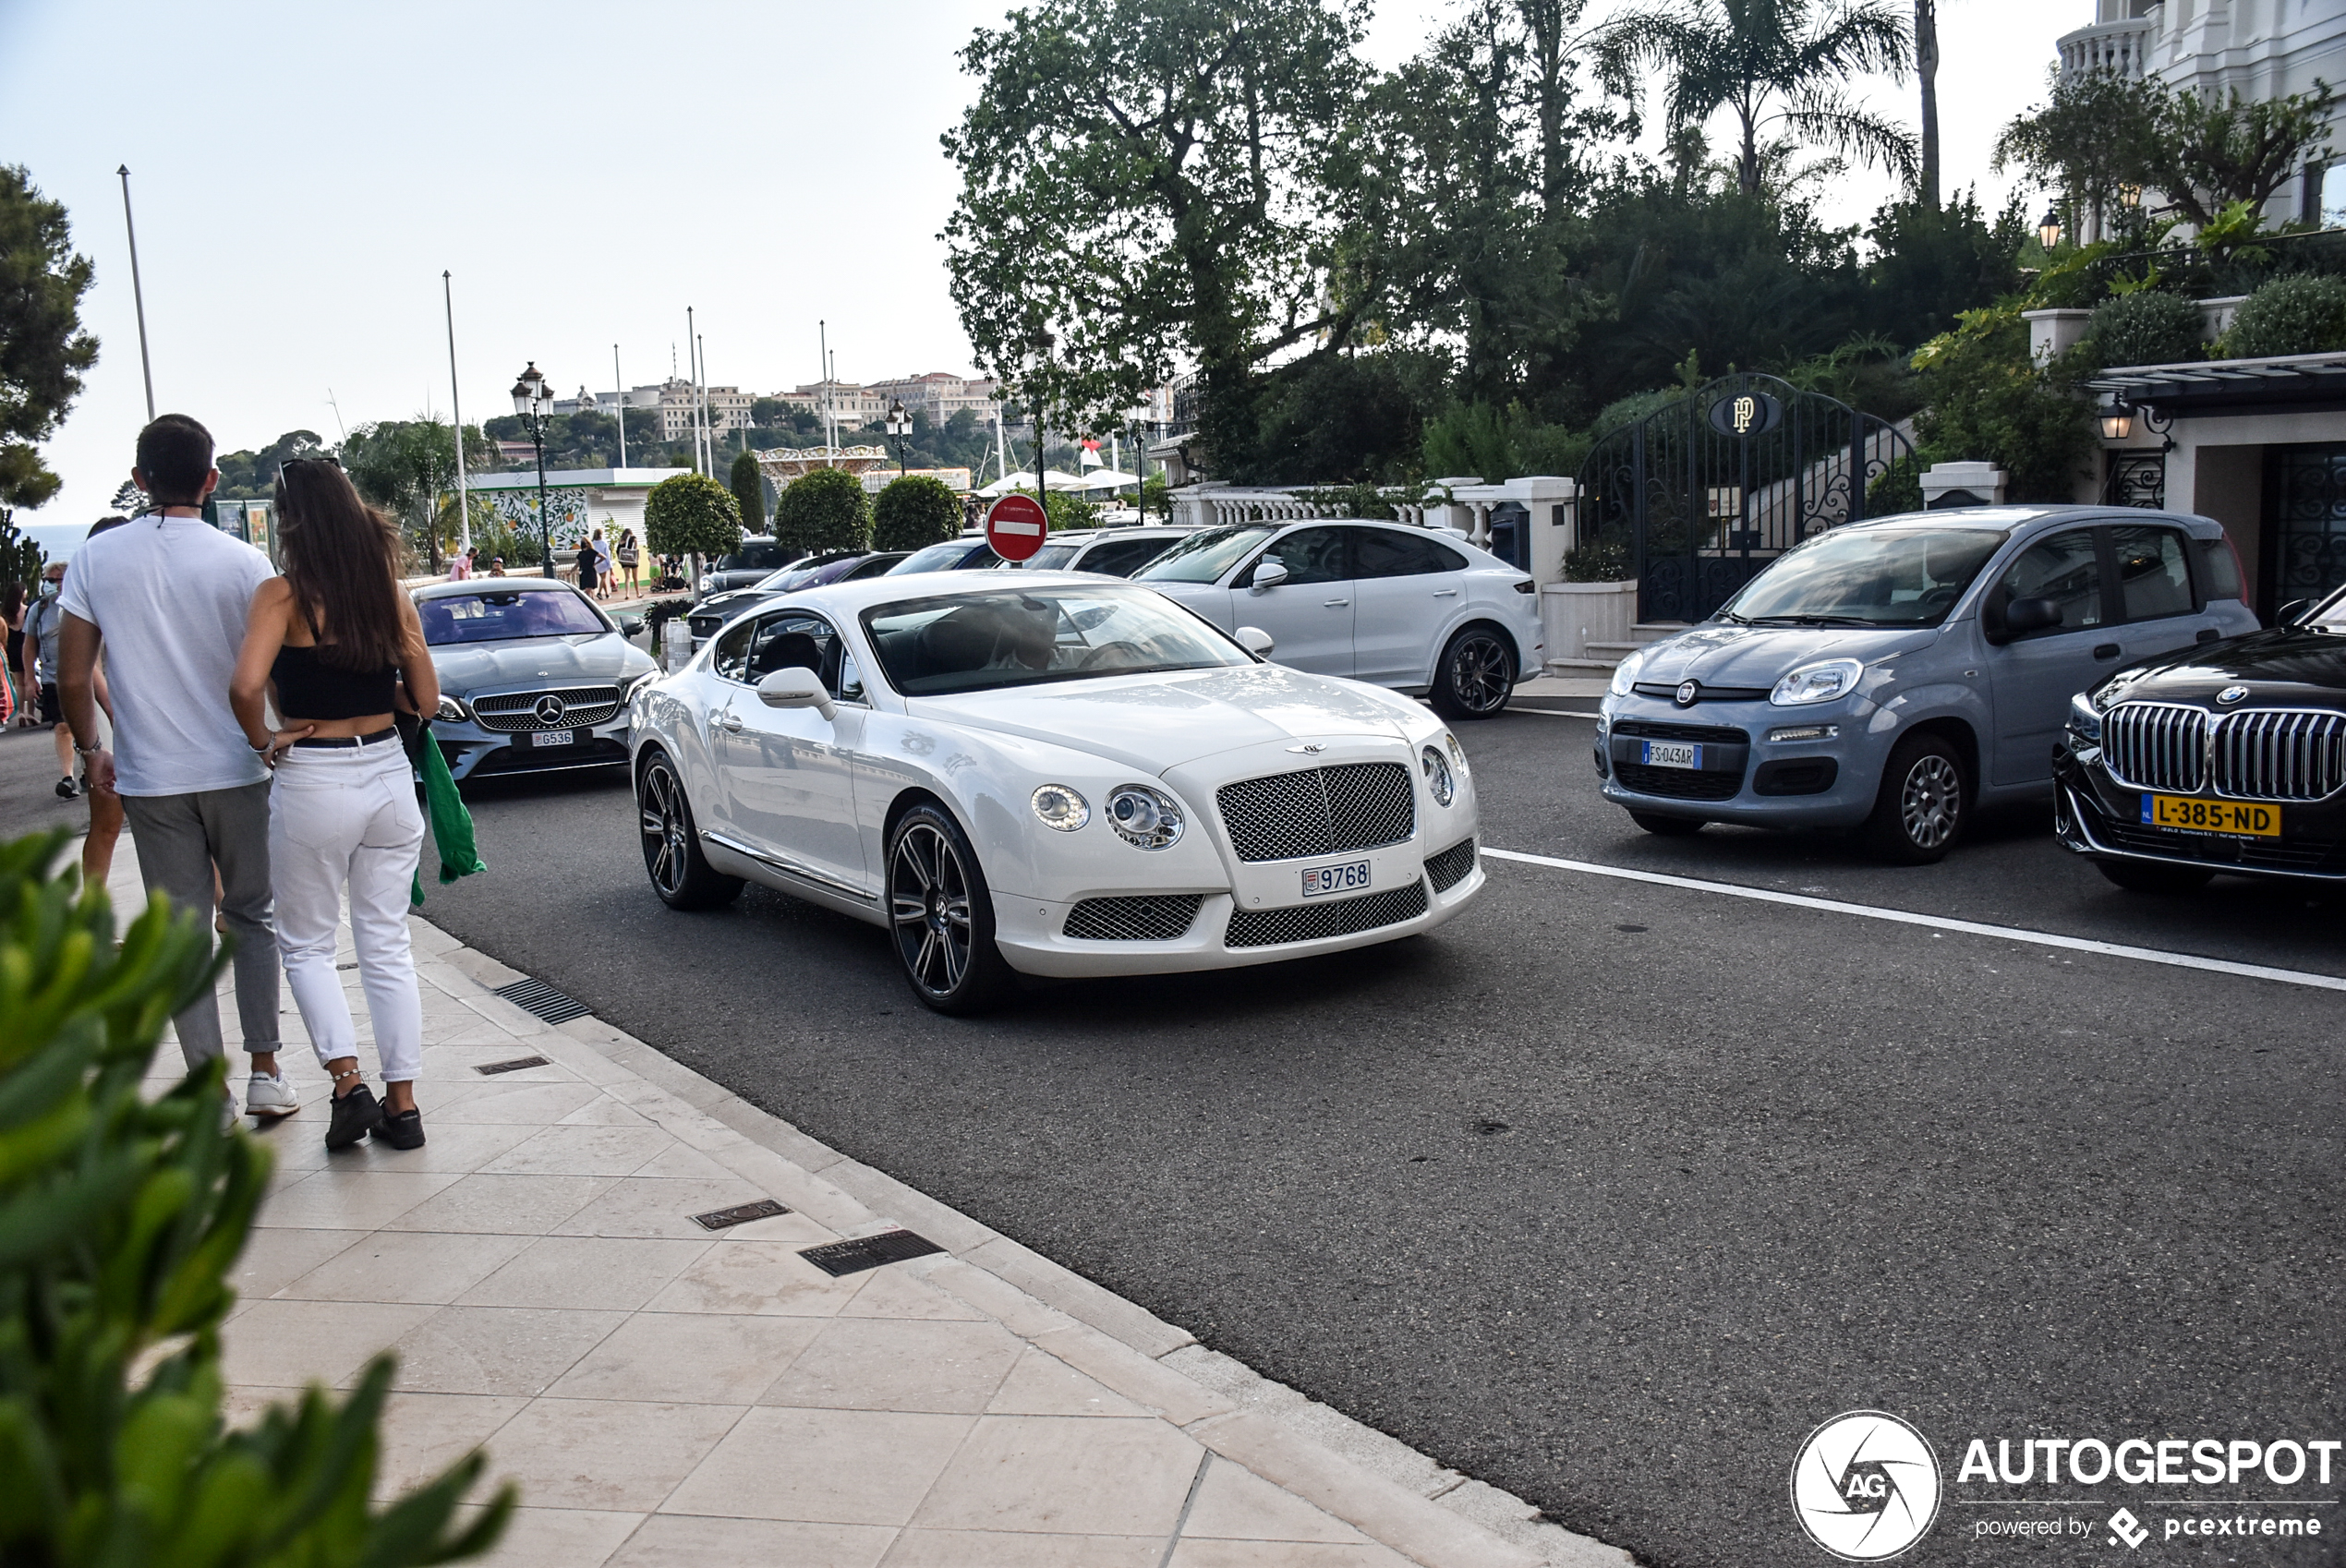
[74,741,101,755]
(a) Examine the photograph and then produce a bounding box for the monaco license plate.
[529,729,576,748]
[1640,740,1702,769]
[1300,860,1372,899]
[2140,793,2279,838]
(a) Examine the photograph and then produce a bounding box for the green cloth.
[410,728,487,907]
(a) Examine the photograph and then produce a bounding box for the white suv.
[1132,519,1543,718]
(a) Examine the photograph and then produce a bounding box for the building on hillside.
[773,380,891,428]
[2057,0,2346,229]
[656,379,752,440]
[459,467,691,555]
[867,372,1002,427]
[552,385,662,416]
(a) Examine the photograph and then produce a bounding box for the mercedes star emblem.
[534,694,568,726]
[2216,685,2249,705]
[1675,681,1699,707]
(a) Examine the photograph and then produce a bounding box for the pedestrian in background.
[75,516,130,890]
[448,546,472,582]
[24,559,79,796]
[574,535,596,596]
[56,414,289,1123]
[592,527,613,599]
[231,457,440,1152]
[3,577,27,725]
[619,529,641,595]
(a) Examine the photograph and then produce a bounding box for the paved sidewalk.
[109,844,1626,1568]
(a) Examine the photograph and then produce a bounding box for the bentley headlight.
[1770,657,1862,706]
[1443,731,1469,778]
[1031,784,1090,832]
[1106,784,1183,849]
[1608,647,1648,697]
[434,694,469,723]
[2066,690,2102,745]
[1421,745,1456,807]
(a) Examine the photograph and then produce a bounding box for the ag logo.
[1790,1410,1941,1561]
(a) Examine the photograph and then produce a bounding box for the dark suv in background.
[697,537,793,597]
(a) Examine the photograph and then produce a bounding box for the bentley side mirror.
[2001,597,2063,638]
[1250,559,1289,592]
[2276,598,2309,627]
[756,667,836,720]
[1235,625,1276,657]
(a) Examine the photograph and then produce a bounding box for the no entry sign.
[985,492,1049,561]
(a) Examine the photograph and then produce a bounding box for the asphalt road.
[13,693,2336,1565]
[394,699,2345,1568]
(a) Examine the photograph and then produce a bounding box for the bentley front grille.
[1225,878,1431,948]
[2101,703,2207,794]
[2212,708,2346,802]
[1063,894,1204,941]
[471,684,623,733]
[1425,838,1477,893]
[1216,762,1415,863]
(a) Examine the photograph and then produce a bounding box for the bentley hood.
[429,633,655,695]
[910,665,1424,774]
[1627,621,1942,689]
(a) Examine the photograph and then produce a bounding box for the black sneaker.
[54,776,78,799]
[324,1083,382,1150]
[374,1107,426,1151]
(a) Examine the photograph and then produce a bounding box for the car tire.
[2095,860,2215,895]
[1430,626,1516,720]
[887,802,1016,1015]
[1628,811,1705,837]
[636,750,744,910]
[1861,732,1967,864]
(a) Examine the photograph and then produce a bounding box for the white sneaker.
[246,1071,301,1118]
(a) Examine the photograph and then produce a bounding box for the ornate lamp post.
[886,399,912,475]
[509,363,555,579]
[1028,330,1055,524]
[2038,207,2063,252]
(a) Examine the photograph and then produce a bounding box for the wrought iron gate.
[1574,373,1914,623]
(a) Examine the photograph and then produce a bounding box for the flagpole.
[613,345,626,468]
[116,166,155,422]
[442,271,470,553]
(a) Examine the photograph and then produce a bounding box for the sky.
[2,0,2071,540]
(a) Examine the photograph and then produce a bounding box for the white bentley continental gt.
[627,573,1486,1012]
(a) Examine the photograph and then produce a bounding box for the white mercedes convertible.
[627,573,1486,1012]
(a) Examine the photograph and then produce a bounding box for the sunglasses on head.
[277,455,344,481]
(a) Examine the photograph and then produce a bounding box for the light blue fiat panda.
[1593,508,2256,862]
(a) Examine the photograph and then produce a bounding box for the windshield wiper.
[1715,610,1751,625]
[1748,614,1882,628]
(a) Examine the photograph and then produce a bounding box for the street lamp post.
[2038,207,2063,253]
[886,400,911,475]
[509,362,555,581]
[1028,331,1055,525]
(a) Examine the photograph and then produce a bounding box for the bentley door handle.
[714,713,744,733]
[1433,588,1458,597]
[1324,598,1350,608]
[2093,643,2122,660]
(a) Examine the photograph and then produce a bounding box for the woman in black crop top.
[231,458,441,1153]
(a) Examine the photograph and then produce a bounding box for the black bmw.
[2055,581,2346,891]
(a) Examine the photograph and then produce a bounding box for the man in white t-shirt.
[57,415,294,1114]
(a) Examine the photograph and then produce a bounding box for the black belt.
[293,726,399,749]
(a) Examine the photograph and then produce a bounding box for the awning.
[2086,350,2346,417]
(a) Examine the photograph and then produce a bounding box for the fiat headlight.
[1421,745,1456,807]
[1609,647,1648,697]
[434,694,469,723]
[1031,784,1090,832]
[1106,784,1183,849]
[1769,658,1862,706]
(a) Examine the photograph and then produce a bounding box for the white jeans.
[270,736,425,1083]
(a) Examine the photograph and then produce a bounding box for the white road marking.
[1509,707,1600,718]
[1482,847,2346,994]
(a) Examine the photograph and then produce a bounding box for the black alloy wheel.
[1431,626,1517,719]
[1861,732,1968,864]
[886,803,1013,1014]
[1628,811,1706,838]
[637,752,744,910]
[2096,859,2216,894]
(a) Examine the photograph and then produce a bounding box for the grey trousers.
[123,782,282,1067]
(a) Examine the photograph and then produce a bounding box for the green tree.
[0,506,43,588]
[213,431,329,498]
[1994,69,2165,244]
[872,475,961,550]
[1909,305,2096,501]
[771,467,870,556]
[2224,274,2346,357]
[0,166,100,510]
[0,827,514,1566]
[944,0,1376,478]
[643,473,742,568]
[2086,288,2206,368]
[729,450,766,533]
[2141,81,2336,229]
[1624,0,1915,199]
[340,418,487,573]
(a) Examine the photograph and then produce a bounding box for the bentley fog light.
[1769,657,1862,706]
[1421,745,1456,807]
[1030,784,1090,832]
[1106,785,1183,849]
[1608,647,1648,697]
[435,694,470,723]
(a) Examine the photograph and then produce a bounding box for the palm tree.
[1626,0,1917,199]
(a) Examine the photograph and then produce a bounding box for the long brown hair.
[273,458,405,670]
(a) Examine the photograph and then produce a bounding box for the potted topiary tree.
[773,466,872,557]
[643,472,744,595]
[872,475,962,551]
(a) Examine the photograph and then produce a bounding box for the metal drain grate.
[693,1198,790,1231]
[475,1055,550,1076]
[798,1229,946,1277]
[492,977,592,1026]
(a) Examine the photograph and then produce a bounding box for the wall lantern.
[2098,399,2135,441]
